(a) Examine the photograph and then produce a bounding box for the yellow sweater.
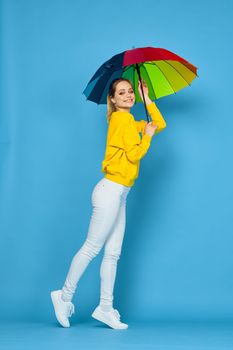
[101,102,167,187]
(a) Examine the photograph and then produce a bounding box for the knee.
[80,239,102,259]
[103,251,121,262]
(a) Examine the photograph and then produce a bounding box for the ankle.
[99,304,113,312]
[61,292,72,303]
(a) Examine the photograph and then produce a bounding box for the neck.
[115,107,131,113]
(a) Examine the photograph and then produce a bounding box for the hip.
[91,177,131,204]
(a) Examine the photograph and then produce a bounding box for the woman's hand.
[145,121,158,137]
[138,79,152,105]
[138,79,148,99]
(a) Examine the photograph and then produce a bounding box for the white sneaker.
[51,290,75,328]
[91,306,128,330]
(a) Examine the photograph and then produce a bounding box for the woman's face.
[110,81,135,111]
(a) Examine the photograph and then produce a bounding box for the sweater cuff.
[142,133,152,146]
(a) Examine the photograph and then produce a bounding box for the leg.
[99,193,128,311]
[61,179,122,302]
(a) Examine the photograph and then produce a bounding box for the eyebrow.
[118,88,133,91]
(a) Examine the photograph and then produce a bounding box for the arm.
[134,102,166,136]
[134,119,147,133]
[137,80,167,135]
[108,119,152,163]
[123,123,152,163]
[146,102,167,135]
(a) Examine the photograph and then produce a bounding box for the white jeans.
[61,177,131,309]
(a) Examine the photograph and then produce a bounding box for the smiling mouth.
[124,99,133,102]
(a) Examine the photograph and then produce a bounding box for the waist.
[104,173,134,187]
[101,176,132,192]
[101,156,140,187]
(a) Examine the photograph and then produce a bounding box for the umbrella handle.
[135,64,151,123]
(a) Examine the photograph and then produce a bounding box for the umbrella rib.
[123,65,132,73]
[132,64,135,94]
[101,67,126,103]
[98,69,117,104]
[143,64,157,100]
[150,61,176,95]
[83,70,104,95]
[127,64,136,94]
[163,60,191,86]
[122,65,134,83]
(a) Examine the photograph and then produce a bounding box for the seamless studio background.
[0,0,233,340]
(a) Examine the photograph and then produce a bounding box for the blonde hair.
[106,78,133,124]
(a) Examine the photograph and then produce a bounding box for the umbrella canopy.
[83,46,198,104]
[83,47,198,122]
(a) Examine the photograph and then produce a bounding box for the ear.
[110,97,116,105]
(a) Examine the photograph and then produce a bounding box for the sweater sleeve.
[134,120,147,133]
[146,102,167,135]
[107,122,125,149]
[123,123,152,163]
[108,118,152,163]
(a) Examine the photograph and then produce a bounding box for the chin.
[124,102,134,108]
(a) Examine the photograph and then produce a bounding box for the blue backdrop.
[1,0,232,325]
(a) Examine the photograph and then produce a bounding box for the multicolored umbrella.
[83,46,198,121]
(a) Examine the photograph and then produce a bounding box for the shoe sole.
[51,291,70,328]
[92,309,128,330]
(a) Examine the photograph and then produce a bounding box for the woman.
[51,78,167,330]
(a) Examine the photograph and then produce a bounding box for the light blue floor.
[1,320,233,350]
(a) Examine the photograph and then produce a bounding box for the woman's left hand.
[138,79,149,100]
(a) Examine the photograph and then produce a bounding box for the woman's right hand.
[145,121,158,137]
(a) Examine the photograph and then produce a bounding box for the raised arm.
[134,119,147,134]
[146,102,166,135]
[137,80,167,135]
